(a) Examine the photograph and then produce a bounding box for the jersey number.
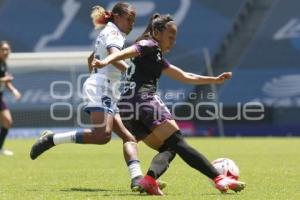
[125,59,136,80]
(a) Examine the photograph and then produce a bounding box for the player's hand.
[87,52,95,66]
[87,53,94,71]
[91,58,108,68]
[215,72,232,84]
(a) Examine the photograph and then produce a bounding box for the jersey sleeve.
[161,58,171,70]
[133,39,157,56]
[104,29,124,50]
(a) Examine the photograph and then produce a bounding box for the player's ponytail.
[136,13,174,41]
[91,5,112,29]
[136,13,160,41]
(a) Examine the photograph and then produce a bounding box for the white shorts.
[82,74,121,115]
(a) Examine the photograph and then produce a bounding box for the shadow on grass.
[60,187,144,197]
[202,193,238,196]
[61,188,114,192]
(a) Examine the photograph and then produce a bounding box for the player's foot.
[138,175,164,195]
[131,175,143,192]
[0,149,14,156]
[131,175,167,192]
[214,175,246,193]
[30,130,55,160]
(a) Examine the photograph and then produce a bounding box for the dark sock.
[164,130,219,180]
[0,127,8,149]
[75,131,84,144]
[146,145,176,179]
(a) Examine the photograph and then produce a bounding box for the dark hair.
[136,13,174,41]
[0,40,10,48]
[111,2,133,18]
[91,2,134,28]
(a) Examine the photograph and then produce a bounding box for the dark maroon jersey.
[119,39,173,138]
[124,38,170,95]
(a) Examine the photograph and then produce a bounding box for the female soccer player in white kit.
[30,2,145,190]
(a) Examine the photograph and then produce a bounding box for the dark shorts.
[0,93,8,111]
[118,93,173,140]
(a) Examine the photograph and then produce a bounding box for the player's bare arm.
[92,46,138,68]
[0,74,13,82]
[6,81,21,100]
[163,64,232,84]
[107,47,130,72]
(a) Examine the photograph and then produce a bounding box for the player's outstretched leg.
[155,125,246,194]
[30,124,112,160]
[30,130,55,160]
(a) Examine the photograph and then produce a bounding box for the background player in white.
[30,2,145,190]
[0,41,22,156]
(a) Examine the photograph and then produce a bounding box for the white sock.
[53,131,77,145]
[128,160,143,179]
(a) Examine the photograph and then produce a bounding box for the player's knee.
[92,129,112,144]
[100,133,112,144]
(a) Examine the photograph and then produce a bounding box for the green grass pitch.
[0,138,299,200]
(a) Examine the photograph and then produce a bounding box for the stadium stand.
[0,0,246,131]
[2,0,298,136]
[205,0,300,135]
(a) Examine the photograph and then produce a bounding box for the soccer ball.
[212,158,240,180]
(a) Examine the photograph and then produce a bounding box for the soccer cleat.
[138,175,164,195]
[30,130,55,160]
[214,175,246,193]
[131,175,143,192]
[131,176,167,193]
[0,149,14,156]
